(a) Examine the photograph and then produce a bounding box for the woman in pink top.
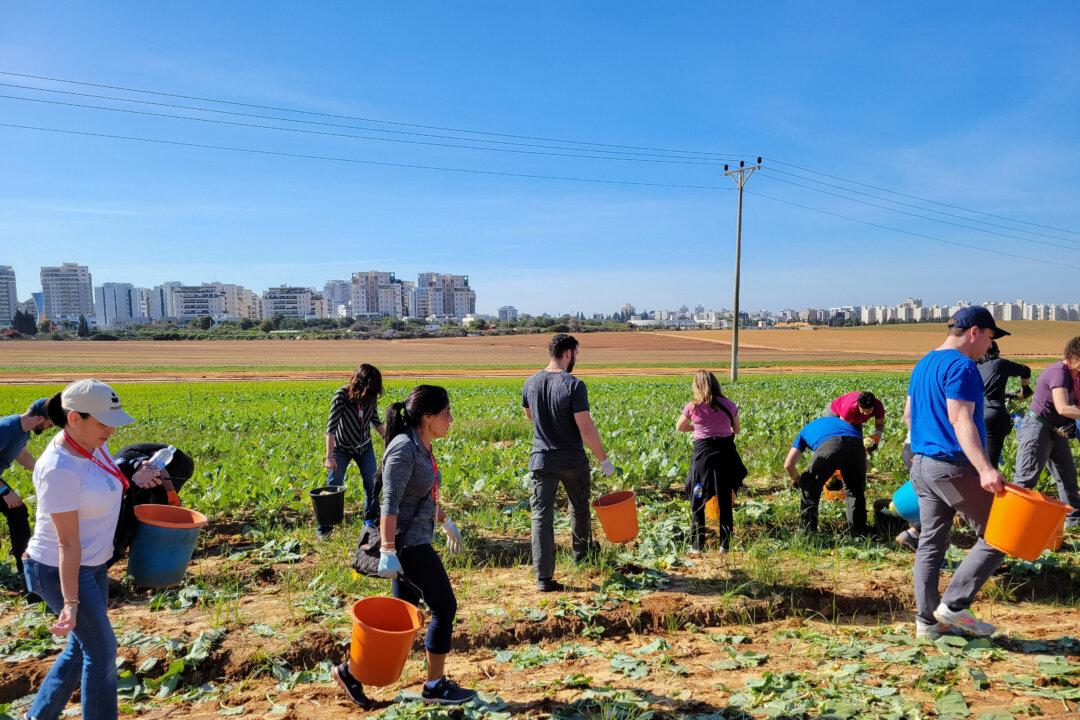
[677,370,747,552]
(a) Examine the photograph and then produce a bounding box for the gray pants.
[911,455,1006,625]
[1012,419,1080,525]
[530,467,591,580]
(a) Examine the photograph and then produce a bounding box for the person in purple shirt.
[677,370,746,552]
[1013,336,1080,527]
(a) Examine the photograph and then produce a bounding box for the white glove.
[377,549,402,579]
[441,517,462,554]
[601,459,616,477]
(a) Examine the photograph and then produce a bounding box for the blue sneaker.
[421,677,477,705]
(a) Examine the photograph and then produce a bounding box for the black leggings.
[0,500,31,574]
[392,544,457,655]
[690,492,733,551]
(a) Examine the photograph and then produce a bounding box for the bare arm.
[574,411,608,463]
[523,407,533,421]
[15,448,36,472]
[783,447,802,484]
[676,413,693,433]
[732,416,741,434]
[1051,387,1080,420]
[947,398,1004,493]
[324,434,337,470]
[51,511,81,636]
[903,396,912,429]
[380,514,398,550]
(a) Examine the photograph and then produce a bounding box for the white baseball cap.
[60,379,135,427]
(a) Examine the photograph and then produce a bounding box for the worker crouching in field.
[110,443,195,565]
[677,370,746,552]
[0,398,53,579]
[907,307,1008,638]
[1012,336,1080,527]
[784,417,869,535]
[825,390,886,452]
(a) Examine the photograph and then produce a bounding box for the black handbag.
[350,523,384,578]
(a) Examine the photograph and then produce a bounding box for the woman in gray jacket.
[332,385,472,707]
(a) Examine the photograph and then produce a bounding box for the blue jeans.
[323,443,378,533]
[23,558,117,720]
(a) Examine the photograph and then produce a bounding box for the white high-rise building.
[323,280,352,318]
[173,286,227,320]
[498,305,519,323]
[40,263,95,321]
[415,273,476,318]
[351,271,406,318]
[93,283,144,328]
[147,282,183,320]
[202,283,258,320]
[261,285,319,319]
[0,266,17,327]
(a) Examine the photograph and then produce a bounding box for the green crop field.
[0,376,1078,719]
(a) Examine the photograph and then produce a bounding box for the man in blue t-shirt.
[905,306,1008,640]
[0,398,53,575]
[783,416,868,534]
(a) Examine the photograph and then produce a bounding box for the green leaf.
[935,690,970,719]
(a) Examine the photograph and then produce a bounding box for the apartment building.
[40,263,95,321]
[0,266,16,326]
[415,273,476,318]
[262,285,320,319]
[351,271,405,318]
[94,282,144,328]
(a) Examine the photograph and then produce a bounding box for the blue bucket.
[891,480,920,523]
[127,504,208,588]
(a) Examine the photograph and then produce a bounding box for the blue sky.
[1,2,1078,315]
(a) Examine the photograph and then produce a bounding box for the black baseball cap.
[948,306,1010,339]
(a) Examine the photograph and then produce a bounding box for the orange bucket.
[1046,513,1066,552]
[984,485,1071,561]
[592,490,639,543]
[348,597,423,687]
[705,495,720,522]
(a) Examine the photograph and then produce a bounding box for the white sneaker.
[933,604,996,637]
[915,619,949,639]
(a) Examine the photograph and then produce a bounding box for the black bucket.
[310,486,345,527]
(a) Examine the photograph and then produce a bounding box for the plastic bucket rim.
[133,504,208,529]
[592,490,635,509]
[1004,483,1072,510]
[350,597,422,636]
[310,486,345,496]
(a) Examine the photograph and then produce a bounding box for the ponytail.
[45,393,69,428]
[384,385,450,445]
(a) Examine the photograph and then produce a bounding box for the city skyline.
[2,4,1079,316]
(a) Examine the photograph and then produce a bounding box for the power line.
[3,118,1071,272]
[0,70,752,160]
[0,93,729,167]
[764,166,1080,245]
[764,157,1080,236]
[0,122,730,191]
[744,188,1080,271]
[0,81,733,163]
[8,71,1077,239]
[756,171,1080,253]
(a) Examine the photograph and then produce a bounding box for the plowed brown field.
[2,321,1075,382]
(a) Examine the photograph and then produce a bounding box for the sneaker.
[421,676,477,705]
[915,619,949,639]
[687,547,702,556]
[895,529,918,553]
[332,661,373,709]
[536,577,565,593]
[933,603,996,637]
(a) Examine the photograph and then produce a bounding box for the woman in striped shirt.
[323,364,385,538]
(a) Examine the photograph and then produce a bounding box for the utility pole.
[723,157,763,382]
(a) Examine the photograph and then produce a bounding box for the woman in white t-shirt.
[23,380,160,720]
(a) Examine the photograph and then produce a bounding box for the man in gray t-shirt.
[522,334,615,592]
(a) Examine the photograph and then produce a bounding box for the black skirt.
[684,435,747,500]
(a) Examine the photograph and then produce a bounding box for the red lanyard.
[428,451,440,507]
[62,432,129,491]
